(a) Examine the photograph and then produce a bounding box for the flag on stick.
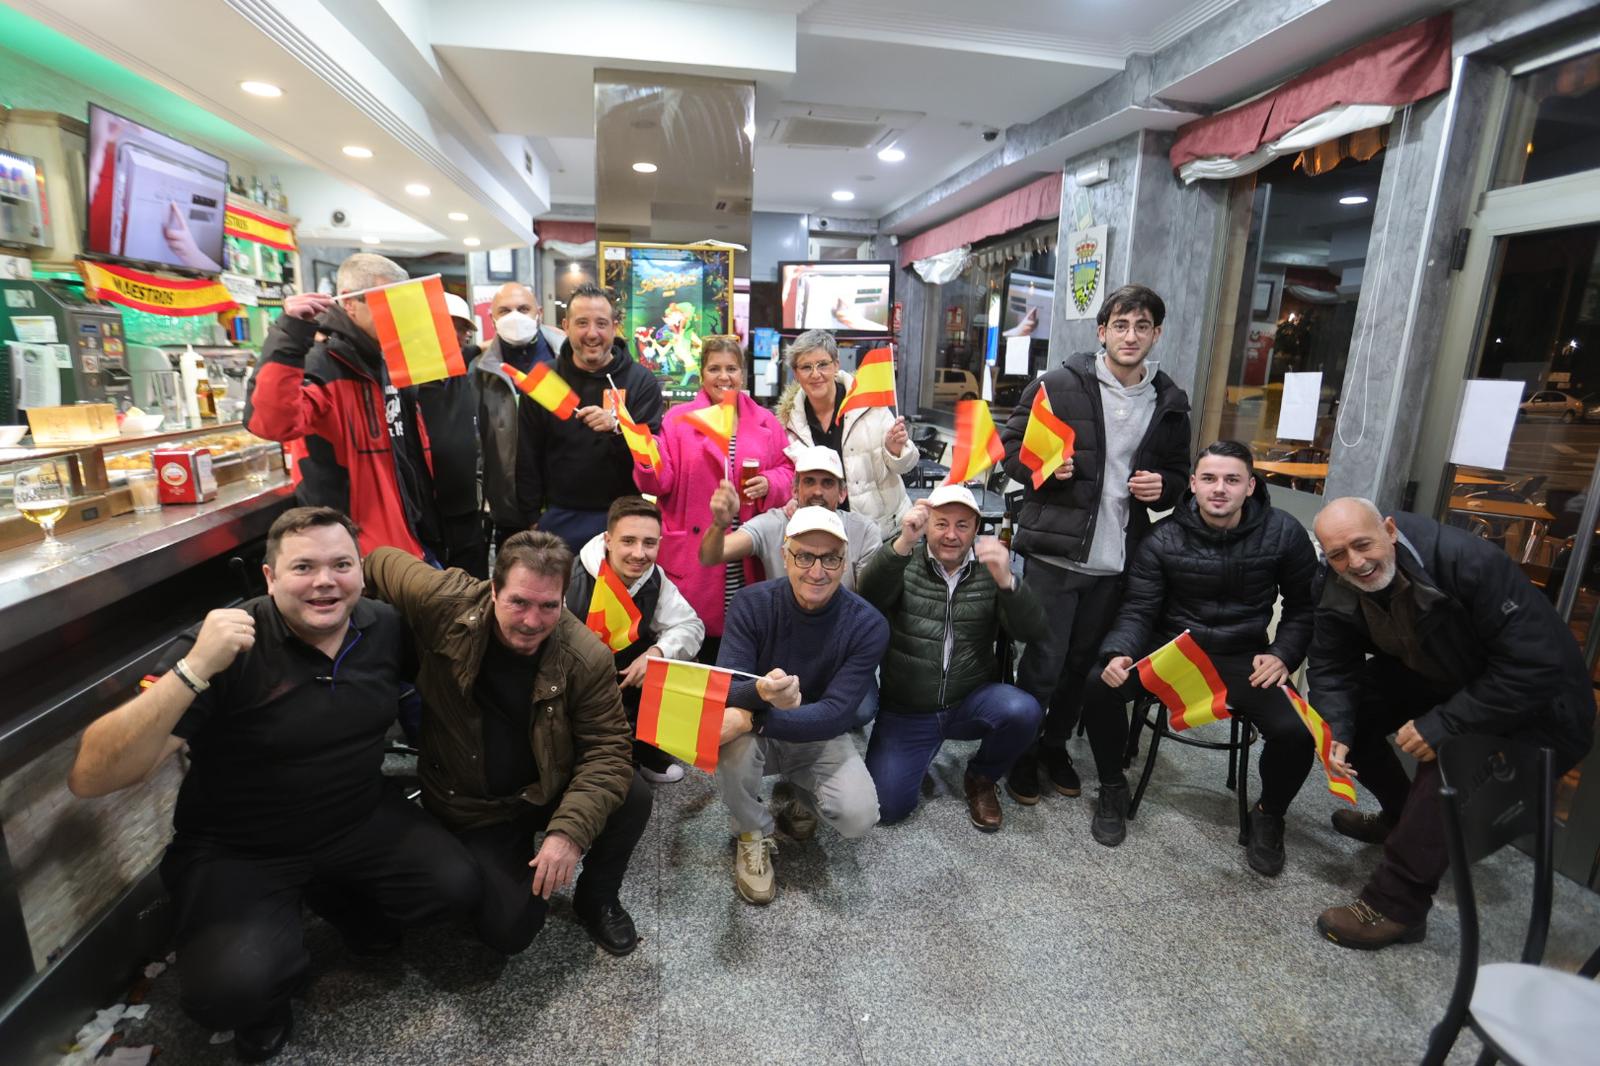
[503,362,579,420]
[585,559,643,653]
[1135,630,1230,731]
[1281,684,1358,805]
[1018,387,1076,488]
[366,275,466,387]
[838,347,897,415]
[943,399,1005,485]
[684,394,737,457]
[636,658,733,773]
[617,399,661,473]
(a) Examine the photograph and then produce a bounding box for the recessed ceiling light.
[239,81,283,98]
[361,234,380,245]
[405,183,431,197]
[877,146,905,163]
[447,211,469,222]
[831,189,856,202]
[342,145,373,159]
[632,162,658,174]
[463,237,481,247]
[1339,195,1369,205]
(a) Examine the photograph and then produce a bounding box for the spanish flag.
[586,559,643,653]
[943,399,1005,485]
[838,347,896,415]
[503,362,579,420]
[1135,631,1230,732]
[1018,387,1076,488]
[1281,684,1358,805]
[366,276,467,388]
[636,659,730,773]
[618,399,661,473]
[683,394,736,457]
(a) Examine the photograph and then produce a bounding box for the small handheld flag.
[943,399,1005,485]
[617,399,661,473]
[586,559,643,653]
[636,658,733,773]
[684,394,737,457]
[503,362,579,420]
[1135,631,1230,732]
[366,275,467,388]
[1018,387,1076,488]
[1281,684,1358,805]
[838,347,896,415]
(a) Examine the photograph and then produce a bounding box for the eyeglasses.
[1105,320,1156,337]
[785,546,845,571]
[794,359,836,376]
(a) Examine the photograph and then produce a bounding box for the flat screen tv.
[85,103,228,274]
[1001,269,1054,341]
[779,260,894,334]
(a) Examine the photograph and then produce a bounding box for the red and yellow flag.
[944,399,1005,485]
[1018,387,1076,489]
[586,559,643,653]
[1282,684,1358,805]
[223,204,297,252]
[838,347,896,415]
[78,259,238,316]
[684,394,736,457]
[617,399,661,473]
[367,276,467,388]
[636,659,730,773]
[503,362,579,420]
[1135,631,1230,732]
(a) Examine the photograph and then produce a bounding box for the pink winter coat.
[633,390,795,636]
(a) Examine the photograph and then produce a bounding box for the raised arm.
[244,306,340,443]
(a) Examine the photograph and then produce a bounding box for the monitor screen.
[779,261,894,333]
[1002,270,1054,341]
[85,104,228,274]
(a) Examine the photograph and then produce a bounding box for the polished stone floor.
[97,731,1600,1065]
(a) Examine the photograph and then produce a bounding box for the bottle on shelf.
[196,376,216,420]
[250,175,264,204]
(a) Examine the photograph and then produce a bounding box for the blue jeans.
[865,683,1042,824]
[537,506,609,555]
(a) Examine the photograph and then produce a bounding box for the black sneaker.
[1040,746,1081,797]
[235,1004,293,1063]
[1005,745,1041,805]
[1091,781,1129,846]
[1331,809,1395,845]
[1247,805,1287,877]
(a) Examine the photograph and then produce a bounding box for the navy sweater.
[717,578,888,742]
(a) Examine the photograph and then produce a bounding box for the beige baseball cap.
[790,444,844,479]
[924,483,980,516]
[784,505,848,543]
[444,292,473,324]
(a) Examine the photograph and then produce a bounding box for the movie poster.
[600,243,734,405]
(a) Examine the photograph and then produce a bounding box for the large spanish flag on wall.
[504,362,580,419]
[78,260,238,316]
[943,398,1005,485]
[1017,387,1075,488]
[586,559,643,653]
[838,347,896,415]
[636,659,730,773]
[1135,631,1231,732]
[1282,684,1358,805]
[367,276,467,387]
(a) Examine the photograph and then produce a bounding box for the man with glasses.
[998,283,1192,807]
[715,507,889,905]
[858,486,1049,831]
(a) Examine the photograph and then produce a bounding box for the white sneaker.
[640,762,685,784]
[734,832,777,905]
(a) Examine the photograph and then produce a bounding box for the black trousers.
[437,512,489,579]
[160,789,480,1032]
[1013,559,1123,748]
[455,772,653,956]
[1079,651,1315,814]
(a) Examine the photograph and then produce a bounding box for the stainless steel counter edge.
[0,480,296,655]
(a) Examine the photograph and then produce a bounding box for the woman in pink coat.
[634,336,794,655]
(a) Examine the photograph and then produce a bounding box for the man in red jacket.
[245,253,443,560]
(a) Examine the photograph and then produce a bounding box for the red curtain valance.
[535,220,596,245]
[1169,12,1453,171]
[898,172,1062,268]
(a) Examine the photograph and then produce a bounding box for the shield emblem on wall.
[1063,225,1108,320]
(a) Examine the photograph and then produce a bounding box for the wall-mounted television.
[85,103,228,274]
[779,260,894,334]
[1001,269,1054,341]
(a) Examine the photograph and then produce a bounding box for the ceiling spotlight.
[1339,195,1369,206]
[877,146,905,163]
[447,211,469,222]
[361,234,380,245]
[405,183,431,197]
[463,237,481,247]
[342,145,373,159]
[240,81,283,98]
[831,189,856,202]
[632,162,658,174]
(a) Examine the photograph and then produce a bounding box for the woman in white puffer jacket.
[776,330,917,538]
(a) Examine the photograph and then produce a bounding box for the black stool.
[1122,695,1258,846]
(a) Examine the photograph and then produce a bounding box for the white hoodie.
[577,533,705,661]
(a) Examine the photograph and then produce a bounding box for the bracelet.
[172,658,210,694]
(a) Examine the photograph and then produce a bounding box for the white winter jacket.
[777,372,916,538]
[575,534,705,661]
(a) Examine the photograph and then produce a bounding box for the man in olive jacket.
[365,531,650,957]
[859,484,1050,832]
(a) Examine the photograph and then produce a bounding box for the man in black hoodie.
[1079,442,1318,876]
[515,283,663,554]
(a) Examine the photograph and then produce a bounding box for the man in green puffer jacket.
[858,484,1050,832]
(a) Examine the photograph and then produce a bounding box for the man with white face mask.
[474,283,567,548]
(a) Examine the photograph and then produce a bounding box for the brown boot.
[963,772,1002,832]
[1331,809,1396,845]
[1315,899,1426,950]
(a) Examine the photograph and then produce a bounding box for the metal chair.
[1421,735,1600,1066]
[1121,695,1258,845]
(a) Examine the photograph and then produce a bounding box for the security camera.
[982,129,1000,142]
[331,209,348,227]
[817,217,830,230]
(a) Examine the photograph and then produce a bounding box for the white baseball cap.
[790,444,844,479]
[784,505,847,544]
[924,483,980,516]
[443,292,473,324]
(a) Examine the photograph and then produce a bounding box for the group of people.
[68,260,1594,1060]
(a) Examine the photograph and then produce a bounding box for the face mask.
[495,311,538,346]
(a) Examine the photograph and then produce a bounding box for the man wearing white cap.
[715,506,889,905]
[858,485,1048,831]
[416,291,489,576]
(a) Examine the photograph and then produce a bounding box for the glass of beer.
[739,458,760,495]
[14,465,71,555]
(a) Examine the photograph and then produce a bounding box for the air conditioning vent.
[773,116,884,149]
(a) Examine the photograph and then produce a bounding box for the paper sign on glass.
[1005,334,1032,376]
[1276,372,1321,442]
[1449,379,1525,471]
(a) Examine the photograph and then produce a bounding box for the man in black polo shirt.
[69,507,480,1063]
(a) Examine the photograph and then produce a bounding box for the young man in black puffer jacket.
[1080,441,1319,876]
